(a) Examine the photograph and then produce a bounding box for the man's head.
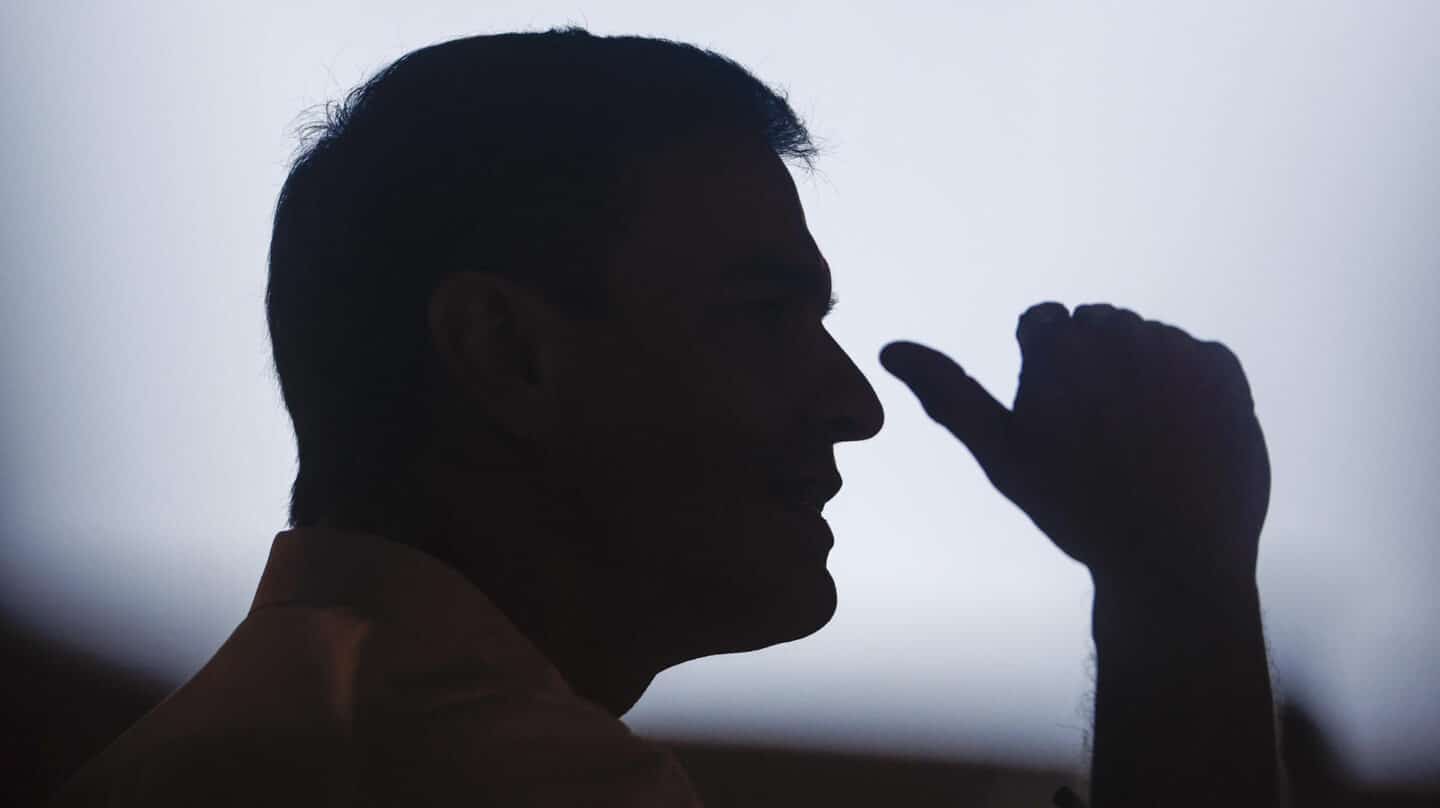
[267,27,883,682]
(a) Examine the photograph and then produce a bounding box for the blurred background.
[2,2,1437,806]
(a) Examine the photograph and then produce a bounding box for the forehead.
[604,133,825,304]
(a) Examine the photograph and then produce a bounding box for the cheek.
[604,351,779,471]
[544,361,740,524]
[551,369,833,608]
[550,325,816,531]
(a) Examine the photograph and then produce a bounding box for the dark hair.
[266,26,821,527]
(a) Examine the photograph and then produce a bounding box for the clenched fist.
[881,302,1270,589]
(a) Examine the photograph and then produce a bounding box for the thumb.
[880,340,1017,493]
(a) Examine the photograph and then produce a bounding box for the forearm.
[1087,572,1280,808]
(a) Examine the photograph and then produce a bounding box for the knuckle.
[1018,302,1069,328]
[1203,339,1242,369]
[1195,341,1243,383]
[1201,340,1254,403]
[1016,302,1071,348]
[1135,320,1184,351]
[1152,323,1198,357]
[1075,305,1145,345]
[1157,321,1193,341]
[1072,303,1117,322]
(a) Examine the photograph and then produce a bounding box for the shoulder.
[55,675,700,808]
[52,725,360,808]
[357,689,702,807]
[56,699,699,808]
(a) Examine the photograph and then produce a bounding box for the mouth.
[776,495,824,516]
[769,475,843,515]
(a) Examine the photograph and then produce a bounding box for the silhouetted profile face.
[544,132,883,655]
[436,131,884,663]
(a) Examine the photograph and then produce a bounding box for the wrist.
[1090,567,1262,646]
[1089,563,1258,603]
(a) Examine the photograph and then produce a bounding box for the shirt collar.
[249,526,576,698]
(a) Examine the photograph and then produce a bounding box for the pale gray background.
[3,0,1436,786]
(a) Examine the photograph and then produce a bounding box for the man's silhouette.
[55,27,1280,807]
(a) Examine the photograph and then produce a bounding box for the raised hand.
[880,302,1270,590]
[882,302,1282,806]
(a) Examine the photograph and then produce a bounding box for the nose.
[821,330,885,444]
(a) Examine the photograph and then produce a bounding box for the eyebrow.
[729,257,836,314]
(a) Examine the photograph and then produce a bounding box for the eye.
[748,293,837,312]
[730,294,836,327]
[736,299,793,320]
[751,300,791,315]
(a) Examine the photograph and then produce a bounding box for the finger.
[1016,301,1070,358]
[1139,320,1202,383]
[880,340,1016,491]
[1014,302,1073,417]
[1013,302,1071,380]
[1072,302,1142,335]
[1071,303,1144,388]
[1200,339,1256,412]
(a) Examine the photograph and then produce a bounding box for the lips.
[770,474,843,513]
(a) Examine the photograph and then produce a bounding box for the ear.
[427,271,558,442]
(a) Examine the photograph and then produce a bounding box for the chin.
[715,565,838,654]
[776,565,839,640]
[646,502,841,658]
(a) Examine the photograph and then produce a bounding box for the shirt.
[52,526,704,807]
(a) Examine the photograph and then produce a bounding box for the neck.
[325,445,667,716]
